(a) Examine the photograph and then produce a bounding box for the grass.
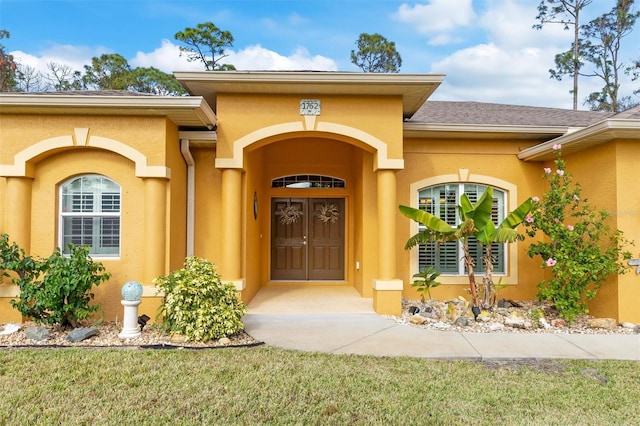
[1,347,639,425]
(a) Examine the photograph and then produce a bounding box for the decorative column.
[220,168,245,291]
[372,169,403,315]
[143,178,167,284]
[4,177,33,251]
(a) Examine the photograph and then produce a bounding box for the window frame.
[417,183,506,276]
[408,172,521,286]
[59,174,121,258]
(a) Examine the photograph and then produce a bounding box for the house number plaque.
[300,99,321,116]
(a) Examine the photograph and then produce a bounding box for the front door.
[271,198,345,280]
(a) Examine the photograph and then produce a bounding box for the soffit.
[0,94,217,129]
[403,122,568,141]
[175,71,445,117]
[518,119,640,161]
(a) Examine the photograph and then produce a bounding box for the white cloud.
[130,39,201,72]
[394,0,476,37]
[11,44,110,76]
[425,0,597,108]
[227,45,337,71]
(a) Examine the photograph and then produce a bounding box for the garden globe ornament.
[118,281,143,339]
[121,280,143,301]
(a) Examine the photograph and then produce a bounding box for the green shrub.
[1,234,110,328]
[525,146,632,322]
[154,256,247,341]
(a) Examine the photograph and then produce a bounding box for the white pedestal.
[118,299,142,339]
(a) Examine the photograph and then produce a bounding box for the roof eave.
[403,122,569,140]
[0,94,218,129]
[517,119,640,161]
[175,71,445,117]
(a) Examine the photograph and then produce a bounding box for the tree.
[534,0,593,110]
[350,33,402,73]
[16,64,48,92]
[46,62,83,91]
[0,29,19,92]
[174,22,235,71]
[400,188,495,316]
[580,0,640,112]
[129,67,187,95]
[80,53,135,90]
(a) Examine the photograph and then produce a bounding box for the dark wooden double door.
[271,198,345,281]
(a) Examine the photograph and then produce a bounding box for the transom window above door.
[272,175,345,188]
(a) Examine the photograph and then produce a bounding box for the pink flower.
[554,218,559,223]
[546,258,557,267]
[567,225,574,231]
[544,168,552,174]
[532,196,540,202]
[525,216,534,223]
[553,144,562,150]
[573,194,579,201]
[556,170,565,176]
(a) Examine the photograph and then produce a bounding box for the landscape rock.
[504,316,527,329]
[477,311,491,322]
[410,314,429,325]
[454,316,469,327]
[219,337,231,345]
[25,326,50,341]
[539,318,552,329]
[620,322,636,329]
[551,318,568,328]
[497,299,513,309]
[433,322,451,330]
[67,327,99,343]
[0,323,20,335]
[489,323,505,332]
[634,325,640,334]
[587,318,618,330]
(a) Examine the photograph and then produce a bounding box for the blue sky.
[1,0,638,109]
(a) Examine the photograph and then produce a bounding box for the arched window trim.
[59,174,121,258]
[417,183,506,276]
[408,171,520,286]
[271,174,346,189]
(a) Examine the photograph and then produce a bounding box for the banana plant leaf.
[461,187,494,232]
[499,197,534,230]
[399,205,457,234]
[477,197,533,245]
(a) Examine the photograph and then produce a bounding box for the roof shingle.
[408,101,614,127]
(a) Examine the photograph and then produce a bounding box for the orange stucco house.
[1,71,639,323]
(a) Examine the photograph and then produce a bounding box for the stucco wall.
[0,114,183,322]
[558,141,640,322]
[397,138,546,302]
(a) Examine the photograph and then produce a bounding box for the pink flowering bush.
[525,148,632,322]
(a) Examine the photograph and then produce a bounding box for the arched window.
[418,183,506,275]
[59,175,121,257]
[271,175,345,188]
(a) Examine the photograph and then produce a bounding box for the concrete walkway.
[243,287,640,361]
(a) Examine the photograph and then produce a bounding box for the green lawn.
[1,347,638,425]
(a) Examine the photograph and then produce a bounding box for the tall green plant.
[476,198,534,309]
[525,144,632,321]
[400,187,494,310]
